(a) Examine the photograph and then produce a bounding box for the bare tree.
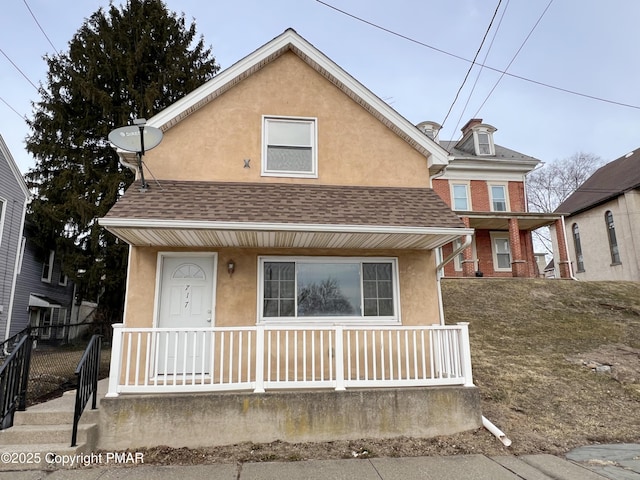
[527,152,604,213]
[527,152,604,254]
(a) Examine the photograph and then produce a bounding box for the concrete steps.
[0,379,107,471]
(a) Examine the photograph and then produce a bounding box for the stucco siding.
[124,246,439,328]
[143,51,430,188]
[564,193,640,280]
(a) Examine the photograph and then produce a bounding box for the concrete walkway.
[3,450,639,479]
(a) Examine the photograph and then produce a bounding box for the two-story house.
[553,148,640,280]
[96,29,482,450]
[425,119,570,278]
[0,134,30,344]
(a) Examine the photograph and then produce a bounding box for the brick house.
[423,119,570,278]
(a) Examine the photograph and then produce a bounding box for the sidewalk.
[1,451,635,480]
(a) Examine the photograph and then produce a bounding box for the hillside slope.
[442,278,640,454]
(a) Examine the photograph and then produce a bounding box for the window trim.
[0,198,5,248]
[261,115,318,178]
[451,182,471,211]
[474,129,495,156]
[490,232,512,272]
[41,250,55,283]
[257,256,401,325]
[572,223,585,272]
[489,183,509,212]
[605,211,621,265]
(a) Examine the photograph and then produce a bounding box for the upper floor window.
[41,250,55,283]
[58,263,68,286]
[605,211,621,264]
[476,132,491,155]
[490,185,508,212]
[572,223,585,272]
[452,184,470,210]
[262,116,317,178]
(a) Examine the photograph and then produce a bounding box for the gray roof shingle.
[103,180,466,230]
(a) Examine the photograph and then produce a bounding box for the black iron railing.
[0,333,33,429]
[71,335,102,447]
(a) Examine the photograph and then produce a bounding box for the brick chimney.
[461,118,483,137]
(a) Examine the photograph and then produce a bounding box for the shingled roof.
[100,181,471,249]
[555,149,640,216]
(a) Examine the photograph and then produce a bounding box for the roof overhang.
[100,218,473,250]
[458,212,562,231]
[29,294,62,308]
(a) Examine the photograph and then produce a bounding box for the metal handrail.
[71,335,102,446]
[0,334,33,429]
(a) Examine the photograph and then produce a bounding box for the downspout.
[436,234,472,326]
[435,234,512,447]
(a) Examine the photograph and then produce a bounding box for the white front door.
[156,254,217,374]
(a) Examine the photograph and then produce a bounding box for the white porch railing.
[106,323,473,397]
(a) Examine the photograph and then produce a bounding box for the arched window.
[572,224,585,272]
[605,211,621,264]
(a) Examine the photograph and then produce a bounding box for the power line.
[440,0,502,129]
[451,0,511,136]
[315,0,640,111]
[0,96,27,121]
[0,47,38,90]
[472,0,554,118]
[22,0,60,55]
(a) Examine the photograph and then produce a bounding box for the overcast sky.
[2,0,639,174]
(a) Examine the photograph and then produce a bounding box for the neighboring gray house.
[10,221,77,342]
[0,134,30,342]
[552,148,640,280]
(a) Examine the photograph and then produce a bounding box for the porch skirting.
[97,386,481,449]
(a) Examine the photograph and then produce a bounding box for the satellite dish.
[108,125,163,152]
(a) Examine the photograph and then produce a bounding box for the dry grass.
[442,278,640,455]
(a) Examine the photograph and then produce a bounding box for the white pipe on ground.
[482,416,512,447]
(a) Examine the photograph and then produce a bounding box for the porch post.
[254,325,265,393]
[461,217,476,277]
[106,323,124,398]
[508,218,526,277]
[457,322,474,387]
[555,218,572,278]
[334,325,346,391]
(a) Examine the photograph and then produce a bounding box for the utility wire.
[472,0,554,118]
[315,0,640,111]
[0,96,28,121]
[451,0,511,137]
[0,47,38,90]
[440,0,502,129]
[22,0,60,55]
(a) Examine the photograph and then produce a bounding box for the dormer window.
[455,119,496,156]
[416,121,441,143]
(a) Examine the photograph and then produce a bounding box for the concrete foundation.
[97,387,482,449]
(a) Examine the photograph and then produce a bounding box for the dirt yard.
[116,279,640,465]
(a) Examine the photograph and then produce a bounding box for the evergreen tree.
[25,0,219,325]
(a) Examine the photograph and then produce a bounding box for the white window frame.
[262,116,318,178]
[453,237,477,272]
[474,129,495,156]
[451,182,471,211]
[0,198,5,248]
[257,256,401,325]
[490,232,512,272]
[489,183,509,212]
[41,250,55,283]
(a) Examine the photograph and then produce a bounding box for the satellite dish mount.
[108,118,163,192]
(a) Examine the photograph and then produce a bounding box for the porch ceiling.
[102,221,471,250]
[460,212,563,231]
